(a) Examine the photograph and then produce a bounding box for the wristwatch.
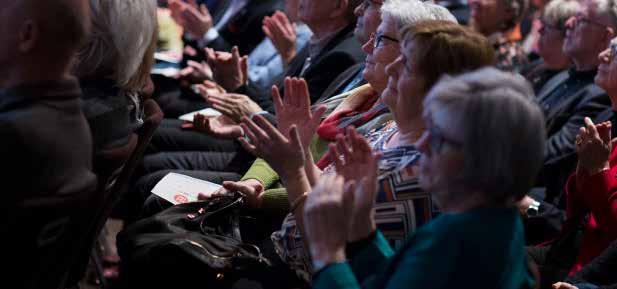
[525,200,541,217]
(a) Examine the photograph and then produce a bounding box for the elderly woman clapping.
[303,68,545,289]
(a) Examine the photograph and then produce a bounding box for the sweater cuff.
[313,262,357,288]
[241,158,280,188]
[260,188,289,214]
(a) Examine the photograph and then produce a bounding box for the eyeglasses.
[426,124,462,154]
[374,33,399,49]
[573,13,606,28]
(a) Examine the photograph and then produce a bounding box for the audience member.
[522,0,579,92]
[468,0,529,72]
[238,20,494,280]
[528,38,617,289]
[302,67,544,289]
[521,0,614,245]
[76,0,158,153]
[0,0,98,286]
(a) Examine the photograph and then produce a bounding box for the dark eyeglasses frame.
[374,33,399,49]
[574,13,606,28]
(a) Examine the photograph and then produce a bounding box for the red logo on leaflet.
[174,194,189,204]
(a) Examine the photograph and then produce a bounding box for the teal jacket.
[313,207,535,289]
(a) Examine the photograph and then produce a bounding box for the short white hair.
[76,0,157,90]
[424,67,546,203]
[380,0,457,28]
[542,0,580,30]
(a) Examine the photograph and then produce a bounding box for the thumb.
[610,137,617,148]
[231,46,241,63]
[310,105,327,126]
[200,4,209,15]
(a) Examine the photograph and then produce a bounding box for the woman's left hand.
[303,174,355,267]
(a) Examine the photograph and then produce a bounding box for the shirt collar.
[567,66,598,82]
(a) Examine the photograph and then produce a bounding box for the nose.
[385,55,402,78]
[599,48,611,63]
[362,37,374,54]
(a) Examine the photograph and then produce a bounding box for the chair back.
[66,99,163,286]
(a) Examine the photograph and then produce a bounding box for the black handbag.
[116,193,276,289]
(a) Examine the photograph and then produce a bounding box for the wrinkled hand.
[205,93,263,122]
[263,11,297,64]
[196,80,226,100]
[328,127,380,241]
[552,282,579,289]
[175,60,212,83]
[169,0,213,39]
[272,77,326,150]
[193,114,243,139]
[576,117,615,175]
[205,46,248,91]
[198,180,265,208]
[238,115,306,177]
[304,174,354,266]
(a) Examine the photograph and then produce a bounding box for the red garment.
[563,146,617,275]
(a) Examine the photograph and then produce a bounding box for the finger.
[238,135,258,156]
[272,85,284,115]
[187,0,198,8]
[342,180,356,221]
[231,46,241,64]
[283,77,293,106]
[199,4,210,16]
[584,117,599,138]
[329,143,344,172]
[240,122,257,143]
[253,114,286,142]
[298,79,311,109]
[204,47,216,62]
[289,125,303,150]
[242,116,271,142]
[309,105,327,129]
[211,103,234,117]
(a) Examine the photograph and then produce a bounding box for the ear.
[17,20,38,53]
[330,0,349,18]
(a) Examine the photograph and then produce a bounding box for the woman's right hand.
[199,179,265,208]
[238,115,306,178]
[576,117,614,175]
[272,77,327,151]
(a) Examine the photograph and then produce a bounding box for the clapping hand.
[198,180,265,209]
[576,117,615,175]
[193,114,243,139]
[272,77,327,151]
[168,0,213,39]
[329,127,381,242]
[303,174,355,267]
[263,11,297,65]
[238,115,306,177]
[205,93,263,122]
[205,46,248,91]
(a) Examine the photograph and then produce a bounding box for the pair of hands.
[576,117,615,175]
[168,0,213,39]
[263,11,297,65]
[205,46,248,92]
[237,78,326,176]
[303,128,381,266]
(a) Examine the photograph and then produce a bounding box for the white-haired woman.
[76,0,158,151]
[302,67,544,289]
[469,0,530,72]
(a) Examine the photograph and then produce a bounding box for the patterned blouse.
[271,121,435,282]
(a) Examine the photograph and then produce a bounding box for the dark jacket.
[0,79,98,288]
[567,239,617,289]
[316,62,367,104]
[239,23,365,115]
